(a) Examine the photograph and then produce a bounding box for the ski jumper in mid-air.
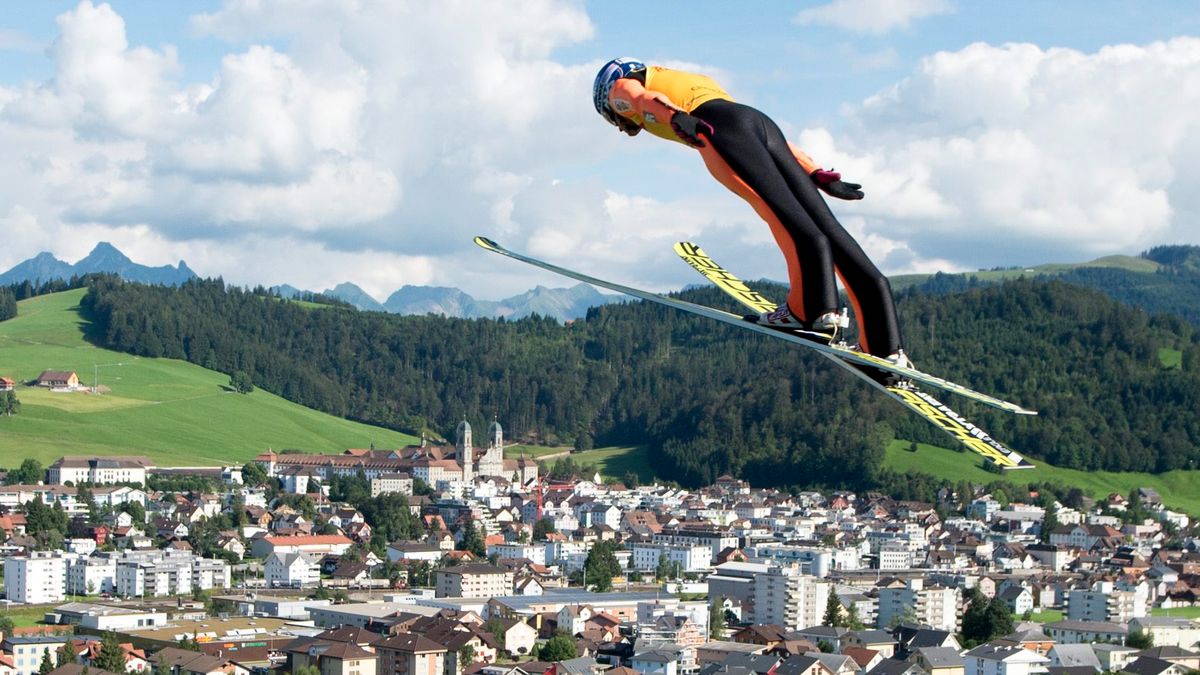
[593,57,910,368]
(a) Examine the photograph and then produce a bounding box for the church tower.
[457,419,473,483]
[488,419,503,450]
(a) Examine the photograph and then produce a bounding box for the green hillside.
[884,440,1200,515]
[0,289,418,467]
[889,254,1162,290]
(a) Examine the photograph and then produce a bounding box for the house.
[0,377,14,391]
[999,587,1035,616]
[36,371,79,389]
[915,647,966,675]
[1120,658,1188,675]
[3,636,71,675]
[1127,617,1200,650]
[775,655,834,675]
[495,618,538,657]
[844,631,897,659]
[964,644,1051,675]
[250,534,352,558]
[866,660,925,675]
[794,627,851,653]
[1046,645,1101,672]
[733,624,791,649]
[264,551,321,588]
[1133,648,1200,671]
[840,647,883,675]
[373,633,448,675]
[632,649,682,675]
[388,541,446,563]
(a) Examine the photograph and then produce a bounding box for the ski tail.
[675,242,777,315]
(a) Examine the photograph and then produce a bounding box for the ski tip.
[674,241,705,256]
[473,235,500,250]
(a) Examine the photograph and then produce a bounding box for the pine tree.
[38,648,54,675]
[709,600,726,639]
[823,586,845,627]
[845,603,864,630]
[94,632,128,673]
[457,516,486,557]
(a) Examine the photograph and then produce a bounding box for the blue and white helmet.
[593,57,646,127]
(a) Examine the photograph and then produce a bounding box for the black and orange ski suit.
[607,66,902,357]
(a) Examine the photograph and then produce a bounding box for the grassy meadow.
[0,289,418,467]
[885,439,1200,515]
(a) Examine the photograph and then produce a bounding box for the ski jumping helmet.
[593,57,646,127]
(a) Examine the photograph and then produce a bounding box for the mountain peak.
[0,242,196,287]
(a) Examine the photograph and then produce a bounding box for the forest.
[71,255,1200,489]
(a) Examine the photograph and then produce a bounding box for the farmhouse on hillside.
[36,370,80,389]
[0,376,14,391]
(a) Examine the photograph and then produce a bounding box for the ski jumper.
[607,66,902,357]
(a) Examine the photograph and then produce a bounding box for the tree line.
[77,271,1200,489]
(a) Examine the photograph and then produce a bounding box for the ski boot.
[745,305,848,344]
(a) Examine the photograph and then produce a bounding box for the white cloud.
[794,0,953,36]
[806,39,1200,267]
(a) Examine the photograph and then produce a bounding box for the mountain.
[384,285,477,316]
[323,282,386,312]
[323,281,623,321]
[472,284,623,320]
[0,242,196,286]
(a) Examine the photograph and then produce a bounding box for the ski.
[474,235,1034,469]
[474,235,1032,414]
[673,242,1036,415]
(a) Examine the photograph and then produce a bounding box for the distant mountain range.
[0,243,622,322]
[287,280,622,321]
[0,242,197,287]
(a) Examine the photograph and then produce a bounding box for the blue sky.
[2,1,1199,300]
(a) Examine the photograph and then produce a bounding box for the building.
[1127,617,1200,650]
[1066,580,1146,623]
[632,543,713,574]
[3,636,70,675]
[249,534,353,559]
[66,556,117,596]
[1043,621,1128,645]
[877,579,960,633]
[373,633,447,675]
[35,370,79,389]
[112,551,231,598]
[752,564,831,631]
[964,644,1050,675]
[44,603,167,631]
[264,552,322,588]
[371,473,414,497]
[435,564,514,599]
[4,553,67,604]
[47,456,153,485]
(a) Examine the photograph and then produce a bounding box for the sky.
[2,0,1200,302]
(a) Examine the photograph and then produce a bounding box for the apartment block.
[752,564,831,630]
[434,563,514,598]
[4,553,67,604]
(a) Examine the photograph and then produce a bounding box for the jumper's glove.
[670,112,713,148]
[811,168,864,200]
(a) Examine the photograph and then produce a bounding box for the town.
[1,419,1198,675]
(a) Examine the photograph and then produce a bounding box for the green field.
[0,289,418,467]
[885,439,1200,515]
[570,445,655,483]
[1152,606,1200,619]
[0,604,53,627]
[889,254,1161,291]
